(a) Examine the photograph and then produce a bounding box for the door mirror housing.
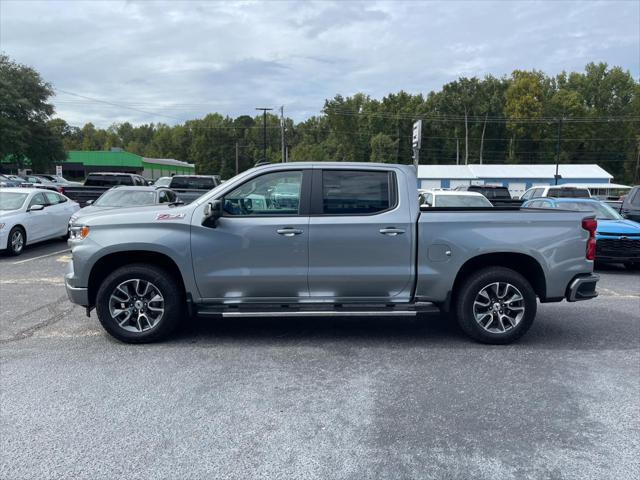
[85,199,94,206]
[28,204,45,212]
[203,199,223,226]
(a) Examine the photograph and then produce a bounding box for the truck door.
[191,169,311,301]
[307,168,414,302]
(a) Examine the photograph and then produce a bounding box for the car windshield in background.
[548,188,590,198]
[93,190,156,207]
[473,188,509,199]
[85,175,132,187]
[170,177,216,189]
[155,177,171,187]
[558,201,623,220]
[0,192,29,210]
[437,195,492,207]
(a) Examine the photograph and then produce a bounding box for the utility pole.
[255,107,273,163]
[456,138,460,165]
[280,106,286,163]
[554,117,563,185]
[235,142,239,175]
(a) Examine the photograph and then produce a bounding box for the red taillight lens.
[582,218,597,261]
[58,187,65,195]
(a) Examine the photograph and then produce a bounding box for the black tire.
[95,263,184,343]
[5,226,26,256]
[454,267,537,345]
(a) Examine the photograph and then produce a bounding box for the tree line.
[2,53,639,182]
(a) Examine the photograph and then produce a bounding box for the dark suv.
[621,186,640,223]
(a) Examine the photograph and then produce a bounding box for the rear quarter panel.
[416,209,594,302]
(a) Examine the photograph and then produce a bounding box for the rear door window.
[85,175,131,187]
[321,170,394,215]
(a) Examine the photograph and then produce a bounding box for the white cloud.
[0,0,637,127]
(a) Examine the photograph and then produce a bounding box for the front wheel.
[95,264,184,343]
[5,226,25,256]
[454,267,537,344]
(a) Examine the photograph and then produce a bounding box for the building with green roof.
[64,150,195,180]
[2,149,195,180]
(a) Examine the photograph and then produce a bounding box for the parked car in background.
[33,174,82,186]
[154,177,172,187]
[0,188,80,256]
[520,185,591,201]
[620,185,640,223]
[454,185,523,206]
[62,172,150,206]
[165,175,221,204]
[419,189,493,208]
[70,186,181,225]
[0,175,23,187]
[523,197,640,270]
[17,175,63,193]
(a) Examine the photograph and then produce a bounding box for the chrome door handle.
[379,227,405,236]
[276,228,304,236]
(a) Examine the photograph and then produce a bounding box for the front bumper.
[65,261,89,306]
[566,274,599,302]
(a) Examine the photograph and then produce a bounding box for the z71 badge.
[156,213,186,220]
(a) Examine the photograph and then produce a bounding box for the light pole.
[256,107,273,163]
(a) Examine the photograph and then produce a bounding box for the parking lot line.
[11,249,70,265]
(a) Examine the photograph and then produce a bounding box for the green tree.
[0,54,66,171]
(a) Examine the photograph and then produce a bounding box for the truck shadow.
[167,308,638,351]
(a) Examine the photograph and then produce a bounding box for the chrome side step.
[195,302,440,318]
[219,310,417,318]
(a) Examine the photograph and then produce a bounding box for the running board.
[220,310,417,318]
[195,302,440,318]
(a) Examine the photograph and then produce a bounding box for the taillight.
[582,218,597,261]
[58,186,65,195]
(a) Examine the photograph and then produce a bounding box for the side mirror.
[85,199,94,206]
[28,204,45,212]
[203,199,223,226]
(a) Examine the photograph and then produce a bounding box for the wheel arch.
[451,252,547,304]
[87,251,187,307]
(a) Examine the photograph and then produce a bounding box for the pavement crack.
[1,295,75,344]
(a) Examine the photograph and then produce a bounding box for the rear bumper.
[566,274,599,302]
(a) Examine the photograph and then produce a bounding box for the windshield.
[557,201,623,220]
[436,195,492,207]
[0,192,29,210]
[155,177,171,187]
[170,176,216,189]
[93,190,156,207]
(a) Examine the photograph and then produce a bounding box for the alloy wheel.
[11,230,24,253]
[108,279,165,333]
[473,282,525,333]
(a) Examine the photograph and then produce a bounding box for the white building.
[416,164,617,198]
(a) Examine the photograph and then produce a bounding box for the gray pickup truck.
[65,162,599,345]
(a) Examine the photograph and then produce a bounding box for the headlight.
[69,225,90,240]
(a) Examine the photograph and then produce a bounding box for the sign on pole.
[412,120,422,168]
[55,165,63,176]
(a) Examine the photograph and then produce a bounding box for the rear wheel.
[455,267,537,344]
[95,264,184,343]
[5,226,25,256]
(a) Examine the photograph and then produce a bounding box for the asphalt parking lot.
[1,241,639,480]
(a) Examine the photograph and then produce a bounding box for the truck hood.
[74,204,192,227]
[596,218,640,236]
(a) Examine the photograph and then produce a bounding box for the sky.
[1,0,638,127]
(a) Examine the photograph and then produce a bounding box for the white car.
[520,185,591,201]
[0,188,80,256]
[419,189,493,207]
